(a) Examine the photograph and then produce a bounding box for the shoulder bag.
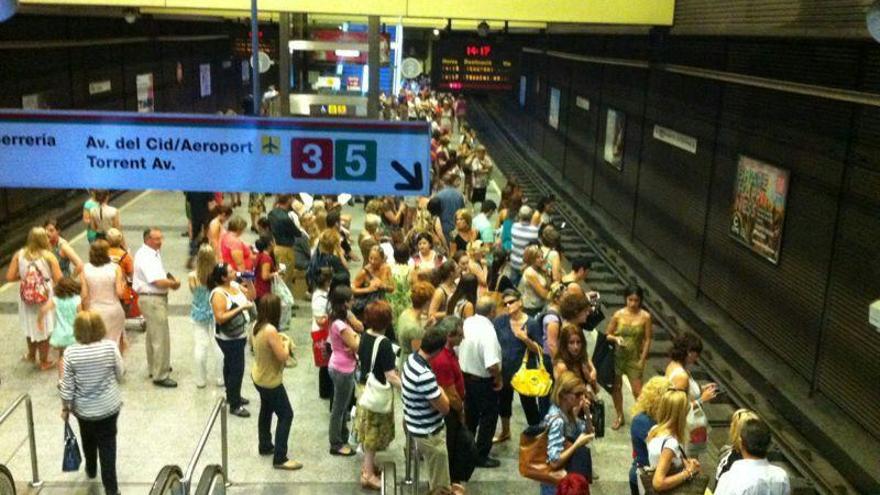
[518,418,568,485]
[591,331,616,394]
[214,290,248,338]
[357,335,393,414]
[511,349,553,397]
[638,439,710,494]
[62,421,82,472]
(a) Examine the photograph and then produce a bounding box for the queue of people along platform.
[4,85,791,495]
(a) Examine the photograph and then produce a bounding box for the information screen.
[436,38,517,92]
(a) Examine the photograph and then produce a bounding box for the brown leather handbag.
[518,424,568,485]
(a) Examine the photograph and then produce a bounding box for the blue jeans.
[216,338,246,409]
[539,445,592,494]
[328,367,355,450]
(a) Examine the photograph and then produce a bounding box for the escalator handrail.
[0,394,41,487]
[193,464,225,495]
[182,397,228,493]
[0,463,16,495]
[149,464,184,495]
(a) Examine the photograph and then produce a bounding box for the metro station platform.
[0,184,641,494]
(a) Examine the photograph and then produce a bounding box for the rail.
[181,397,229,494]
[400,431,420,495]
[0,394,41,488]
[380,461,397,495]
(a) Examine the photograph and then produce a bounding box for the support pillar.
[279,12,291,116]
[367,15,381,119]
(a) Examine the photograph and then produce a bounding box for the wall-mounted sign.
[199,64,212,98]
[729,156,789,265]
[88,81,112,95]
[603,108,625,170]
[136,73,154,113]
[519,76,527,107]
[436,37,516,92]
[653,125,697,154]
[0,110,431,197]
[548,87,561,130]
[575,96,590,111]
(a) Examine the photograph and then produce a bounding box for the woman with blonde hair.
[518,244,550,317]
[646,389,702,492]
[628,376,671,494]
[449,208,478,258]
[712,409,760,488]
[7,226,63,369]
[539,371,595,494]
[189,244,223,388]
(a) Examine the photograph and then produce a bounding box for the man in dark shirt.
[267,194,302,294]
[184,191,215,260]
[433,172,465,241]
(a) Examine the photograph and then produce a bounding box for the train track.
[469,98,857,494]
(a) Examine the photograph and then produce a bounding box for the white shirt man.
[715,418,791,495]
[133,228,180,387]
[459,298,503,466]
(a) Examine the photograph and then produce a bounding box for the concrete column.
[367,15,380,119]
[279,12,291,116]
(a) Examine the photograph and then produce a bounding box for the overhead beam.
[20,0,674,25]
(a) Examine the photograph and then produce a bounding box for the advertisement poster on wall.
[548,87,561,129]
[136,73,154,113]
[603,109,626,170]
[729,155,789,264]
[519,76,527,107]
[199,63,212,97]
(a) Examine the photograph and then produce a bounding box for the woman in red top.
[220,216,254,273]
[253,236,277,301]
[429,315,474,495]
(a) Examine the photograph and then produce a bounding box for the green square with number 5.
[335,140,377,181]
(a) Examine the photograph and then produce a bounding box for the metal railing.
[380,461,396,495]
[400,431,420,495]
[181,397,228,494]
[0,394,41,488]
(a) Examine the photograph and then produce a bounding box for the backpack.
[20,260,50,305]
[525,309,559,369]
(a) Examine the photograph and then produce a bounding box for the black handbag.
[638,439,709,494]
[216,302,247,338]
[590,398,605,438]
[583,304,605,332]
[62,421,82,472]
[591,331,616,394]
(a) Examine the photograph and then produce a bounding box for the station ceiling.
[18,0,675,25]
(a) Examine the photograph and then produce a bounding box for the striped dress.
[401,352,443,436]
[60,340,124,420]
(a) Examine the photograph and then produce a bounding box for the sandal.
[492,433,510,444]
[39,360,57,371]
[329,446,355,457]
[611,415,625,431]
[360,472,381,491]
[274,460,303,471]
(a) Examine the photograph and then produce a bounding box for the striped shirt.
[60,340,124,420]
[510,222,540,270]
[401,352,443,436]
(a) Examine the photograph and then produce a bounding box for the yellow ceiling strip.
[20,0,671,25]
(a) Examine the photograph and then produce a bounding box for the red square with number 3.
[291,138,334,179]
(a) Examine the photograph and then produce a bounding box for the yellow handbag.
[511,350,553,397]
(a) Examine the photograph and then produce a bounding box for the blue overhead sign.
[0,110,431,196]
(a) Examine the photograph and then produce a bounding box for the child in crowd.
[38,276,82,379]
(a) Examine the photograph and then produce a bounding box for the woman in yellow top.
[251,294,302,471]
[606,285,653,430]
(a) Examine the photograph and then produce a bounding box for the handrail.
[380,461,396,495]
[0,394,41,488]
[181,397,228,494]
[401,431,420,495]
